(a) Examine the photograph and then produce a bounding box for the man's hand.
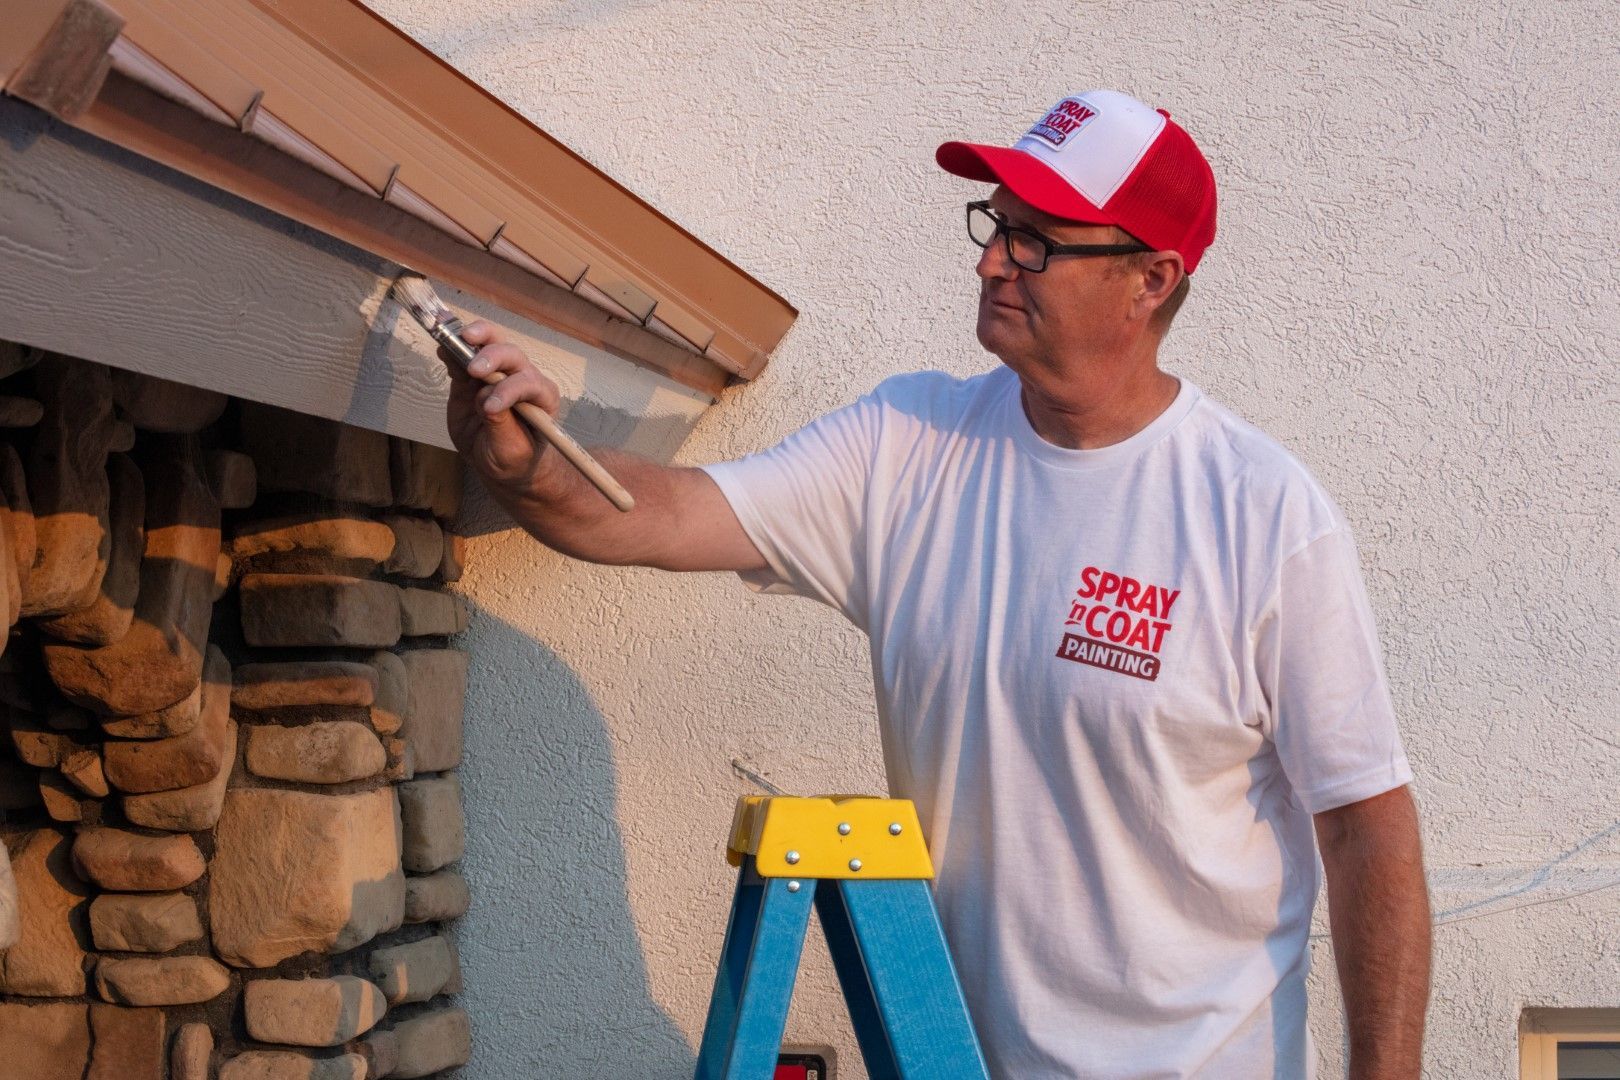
[444,320,564,493]
[1315,785,1431,1080]
[440,320,766,573]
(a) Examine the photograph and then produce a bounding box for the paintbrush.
[391,274,635,512]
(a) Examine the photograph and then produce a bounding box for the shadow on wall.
[451,602,696,1077]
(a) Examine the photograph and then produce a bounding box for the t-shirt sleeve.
[1256,526,1413,814]
[699,394,881,625]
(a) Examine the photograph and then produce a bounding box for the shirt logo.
[1027,98,1098,148]
[1055,565,1181,682]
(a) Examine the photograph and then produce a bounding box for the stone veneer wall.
[0,341,474,1079]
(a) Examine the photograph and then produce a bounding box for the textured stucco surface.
[367,1,1619,1075]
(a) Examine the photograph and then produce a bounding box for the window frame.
[1521,1008,1620,1080]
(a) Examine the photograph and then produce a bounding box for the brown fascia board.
[271,0,798,369]
[102,0,794,378]
[68,71,734,398]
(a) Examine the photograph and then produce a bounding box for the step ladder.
[695,795,991,1080]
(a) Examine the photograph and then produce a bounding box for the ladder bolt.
[889,823,903,835]
[849,858,863,872]
[838,822,852,835]
[785,850,801,865]
[787,880,801,892]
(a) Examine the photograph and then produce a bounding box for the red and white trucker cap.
[937,90,1218,273]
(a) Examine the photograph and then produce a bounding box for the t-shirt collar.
[1001,367,1203,471]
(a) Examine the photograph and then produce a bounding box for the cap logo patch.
[1027,99,1097,148]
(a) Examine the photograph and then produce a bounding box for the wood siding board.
[245,106,377,194]
[0,93,717,462]
[108,37,239,127]
[67,73,733,397]
[486,234,576,292]
[384,178,487,248]
[138,0,509,245]
[109,2,260,121]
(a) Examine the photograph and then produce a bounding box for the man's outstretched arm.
[444,320,767,573]
[1314,784,1431,1080]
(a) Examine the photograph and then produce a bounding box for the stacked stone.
[0,347,474,1079]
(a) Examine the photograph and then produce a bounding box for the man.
[445,89,1431,1078]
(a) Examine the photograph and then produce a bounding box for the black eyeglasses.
[966,200,1152,272]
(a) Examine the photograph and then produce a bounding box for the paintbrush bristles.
[390,274,451,331]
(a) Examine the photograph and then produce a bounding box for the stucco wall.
[367,1,1619,1075]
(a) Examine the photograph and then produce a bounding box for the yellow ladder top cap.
[726,795,933,879]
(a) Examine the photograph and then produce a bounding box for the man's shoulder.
[864,366,1010,424]
[1181,388,1348,536]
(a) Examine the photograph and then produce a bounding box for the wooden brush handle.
[511,399,636,512]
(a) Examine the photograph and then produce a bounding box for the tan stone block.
[0,840,15,948]
[0,394,43,427]
[101,680,200,740]
[89,891,203,953]
[60,747,108,796]
[437,530,466,582]
[8,711,75,766]
[403,870,470,924]
[88,1004,166,1080]
[369,935,457,1005]
[367,650,407,736]
[123,719,237,833]
[232,661,378,710]
[0,340,41,378]
[22,357,116,617]
[95,955,230,1005]
[358,1028,398,1079]
[240,574,401,649]
[37,453,144,646]
[205,448,256,509]
[0,1002,90,1080]
[240,402,392,506]
[399,649,466,774]
[244,975,387,1046]
[228,511,395,567]
[245,722,385,785]
[398,775,463,874]
[170,1022,213,1080]
[0,829,90,996]
[0,757,43,811]
[389,1006,471,1078]
[382,515,442,578]
[209,787,404,967]
[111,369,227,434]
[38,771,90,823]
[0,443,37,600]
[44,436,219,716]
[107,419,136,454]
[104,647,231,793]
[214,549,233,600]
[389,437,463,520]
[220,1051,366,1080]
[72,828,204,891]
[398,587,462,636]
[381,735,414,783]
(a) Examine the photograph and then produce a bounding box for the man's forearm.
[486,445,686,566]
[1317,788,1431,1079]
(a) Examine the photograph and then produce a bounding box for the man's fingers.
[466,342,529,380]
[460,320,500,347]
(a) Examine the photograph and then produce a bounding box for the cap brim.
[936,141,1114,226]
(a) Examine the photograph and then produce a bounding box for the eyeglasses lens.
[967,205,999,247]
[967,204,1048,272]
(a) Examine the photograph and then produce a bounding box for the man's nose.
[975,236,1018,281]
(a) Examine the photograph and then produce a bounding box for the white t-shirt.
[702,366,1412,1079]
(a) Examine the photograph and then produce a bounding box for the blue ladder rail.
[694,857,991,1080]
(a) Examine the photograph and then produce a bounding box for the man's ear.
[1137,251,1185,321]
